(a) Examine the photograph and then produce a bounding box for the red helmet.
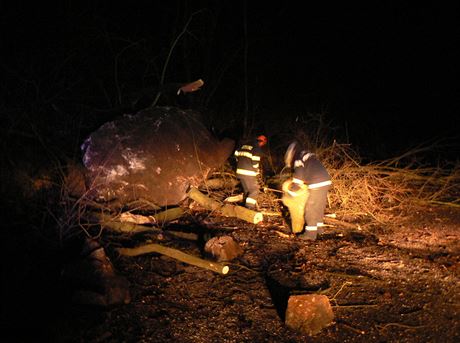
[257,135,268,147]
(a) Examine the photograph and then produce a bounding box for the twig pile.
[320,143,460,224]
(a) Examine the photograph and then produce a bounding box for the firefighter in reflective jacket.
[283,141,332,240]
[234,135,268,210]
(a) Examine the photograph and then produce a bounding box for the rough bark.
[285,294,334,336]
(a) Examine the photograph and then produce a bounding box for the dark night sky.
[1,1,459,158]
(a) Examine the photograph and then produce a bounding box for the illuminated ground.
[3,201,458,342]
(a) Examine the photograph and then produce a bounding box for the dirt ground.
[3,196,459,343]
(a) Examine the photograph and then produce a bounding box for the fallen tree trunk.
[188,187,263,224]
[117,243,229,275]
[221,203,263,224]
[96,212,153,233]
[95,207,185,234]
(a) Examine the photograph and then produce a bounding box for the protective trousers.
[238,174,260,209]
[303,185,330,239]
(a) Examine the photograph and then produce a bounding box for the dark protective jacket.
[292,151,331,189]
[234,139,265,177]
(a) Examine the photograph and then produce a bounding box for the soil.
[2,199,459,343]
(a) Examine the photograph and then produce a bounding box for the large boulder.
[81,106,234,208]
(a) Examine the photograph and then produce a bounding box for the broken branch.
[117,243,229,275]
[95,207,185,233]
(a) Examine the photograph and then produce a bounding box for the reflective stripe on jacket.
[292,177,332,189]
[292,152,331,187]
[234,142,263,174]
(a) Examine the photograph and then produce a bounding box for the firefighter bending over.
[233,135,268,210]
[282,141,332,240]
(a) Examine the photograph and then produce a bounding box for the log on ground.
[117,243,229,275]
[95,207,185,233]
[188,187,263,224]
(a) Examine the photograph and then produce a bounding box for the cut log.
[117,243,229,275]
[224,193,244,203]
[119,212,155,224]
[188,187,222,211]
[95,207,185,233]
[118,207,185,225]
[221,204,263,224]
[99,217,154,234]
[188,187,263,224]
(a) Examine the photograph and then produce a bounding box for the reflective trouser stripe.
[308,180,332,189]
[305,226,318,231]
[246,197,257,205]
[292,178,304,185]
[317,222,325,227]
[236,168,258,176]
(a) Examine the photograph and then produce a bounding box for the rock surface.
[81,106,234,208]
[61,238,131,307]
[285,294,334,336]
[204,235,244,262]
